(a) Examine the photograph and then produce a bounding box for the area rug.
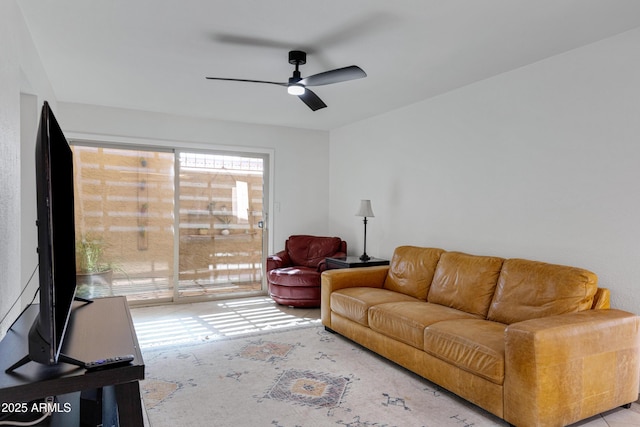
[140,325,510,426]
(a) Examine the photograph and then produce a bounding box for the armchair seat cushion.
[268,267,320,287]
[268,282,322,308]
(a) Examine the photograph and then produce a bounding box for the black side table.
[325,256,389,270]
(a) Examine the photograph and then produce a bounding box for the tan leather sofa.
[321,246,640,427]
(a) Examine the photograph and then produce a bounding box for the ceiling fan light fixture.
[206,50,366,111]
[287,84,305,96]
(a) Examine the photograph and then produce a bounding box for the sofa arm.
[320,266,389,328]
[504,309,640,427]
[266,250,290,272]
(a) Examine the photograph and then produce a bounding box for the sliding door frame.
[67,132,274,305]
[174,147,270,302]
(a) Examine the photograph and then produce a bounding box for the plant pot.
[76,269,114,299]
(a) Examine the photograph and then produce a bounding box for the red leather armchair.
[267,235,347,307]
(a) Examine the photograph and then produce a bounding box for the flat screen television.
[6,101,86,372]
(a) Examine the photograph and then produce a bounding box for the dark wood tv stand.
[0,296,145,426]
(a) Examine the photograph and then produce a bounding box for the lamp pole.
[360,216,370,261]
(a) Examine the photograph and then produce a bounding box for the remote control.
[85,355,135,370]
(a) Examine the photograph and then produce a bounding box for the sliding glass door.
[176,151,265,299]
[72,144,267,304]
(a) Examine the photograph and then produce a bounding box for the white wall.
[329,27,640,314]
[4,0,639,334]
[0,0,21,340]
[1,0,329,338]
[0,0,56,338]
[57,102,331,252]
[20,93,39,309]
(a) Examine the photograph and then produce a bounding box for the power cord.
[0,396,53,426]
[0,264,39,332]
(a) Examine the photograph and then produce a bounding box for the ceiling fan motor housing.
[288,50,307,65]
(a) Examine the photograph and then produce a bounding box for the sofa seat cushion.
[424,319,507,385]
[368,302,480,350]
[268,267,320,287]
[427,251,504,317]
[331,287,419,326]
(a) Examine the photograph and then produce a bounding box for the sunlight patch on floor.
[133,297,320,348]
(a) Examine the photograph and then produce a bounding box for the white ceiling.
[18,0,640,131]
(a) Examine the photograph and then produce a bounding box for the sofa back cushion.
[287,235,343,269]
[383,246,444,300]
[487,258,598,324]
[427,252,504,317]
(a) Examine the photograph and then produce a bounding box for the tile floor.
[131,296,321,349]
[130,297,640,427]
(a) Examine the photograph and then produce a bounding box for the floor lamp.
[355,200,374,261]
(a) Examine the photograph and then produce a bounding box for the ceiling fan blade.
[205,77,287,86]
[299,66,366,86]
[298,89,327,111]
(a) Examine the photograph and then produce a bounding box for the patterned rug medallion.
[140,325,512,426]
[263,368,349,409]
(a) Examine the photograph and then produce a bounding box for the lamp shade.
[355,200,374,218]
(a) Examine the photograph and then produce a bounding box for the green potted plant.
[75,234,114,298]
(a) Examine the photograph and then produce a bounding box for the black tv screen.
[32,101,77,365]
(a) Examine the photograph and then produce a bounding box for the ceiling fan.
[206,50,366,111]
